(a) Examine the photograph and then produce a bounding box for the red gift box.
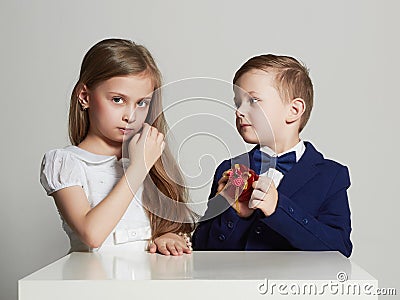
[224,164,259,203]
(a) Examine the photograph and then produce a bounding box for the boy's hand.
[217,174,255,218]
[148,232,192,256]
[249,176,279,216]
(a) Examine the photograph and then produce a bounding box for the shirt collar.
[64,145,118,164]
[260,140,305,162]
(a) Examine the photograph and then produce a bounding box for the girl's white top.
[40,146,151,253]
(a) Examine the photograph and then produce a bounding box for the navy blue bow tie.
[253,149,297,175]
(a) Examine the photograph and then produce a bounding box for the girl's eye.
[137,99,150,108]
[112,97,124,104]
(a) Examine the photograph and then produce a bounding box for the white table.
[19,251,377,299]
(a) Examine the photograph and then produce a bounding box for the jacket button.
[288,207,294,214]
[218,234,226,241]
[302,218,309,225]
[227,221,234,229]
[255,226,262,234]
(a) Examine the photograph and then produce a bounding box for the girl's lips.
[240,124,251,127]
[119,128,134,134]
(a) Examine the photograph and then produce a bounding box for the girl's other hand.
[148,233,192,256]
[128,123,165,171]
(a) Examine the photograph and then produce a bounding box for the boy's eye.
[250,97,259,104]
[233,97,242,108]
[137,99,150,108]
[112,97,124,104]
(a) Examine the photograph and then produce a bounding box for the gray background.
[1,1,399,299]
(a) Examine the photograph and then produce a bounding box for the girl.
[40,38,194,255]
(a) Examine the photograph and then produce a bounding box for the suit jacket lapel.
[278,142,324,198]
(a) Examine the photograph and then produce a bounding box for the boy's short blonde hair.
[233,54,314,132]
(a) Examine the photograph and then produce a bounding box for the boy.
[192,54,352,257]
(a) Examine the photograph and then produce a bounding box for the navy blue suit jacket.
[192,142,353,257]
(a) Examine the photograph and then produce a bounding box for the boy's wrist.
[233,201,256,218]
[258,190,279,217]
[218,190,255,218]
[236,209,254,218]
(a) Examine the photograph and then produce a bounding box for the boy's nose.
[235,101,249,117]
[236,108,245,118]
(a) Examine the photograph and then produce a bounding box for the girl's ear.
[286,98,306,124]
[77,84,90,109]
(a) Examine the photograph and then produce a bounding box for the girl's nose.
[123,104,135,123]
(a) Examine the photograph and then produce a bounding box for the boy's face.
[234,69,290,148]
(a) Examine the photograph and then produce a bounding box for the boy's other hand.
[250,176,279,216]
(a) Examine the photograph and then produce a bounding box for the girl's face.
[234,69,290,148]
[83,74,154,144]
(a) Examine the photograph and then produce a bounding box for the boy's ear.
[286,98,306,124]
[77,84,90,108]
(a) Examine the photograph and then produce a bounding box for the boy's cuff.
[260,192,315,234]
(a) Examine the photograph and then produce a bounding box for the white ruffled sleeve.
[40,149,85,196]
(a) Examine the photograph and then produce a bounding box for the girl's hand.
[148,233,192,256]
[128,123,165,171]
[249,176,279,216]
[217,174,255,218]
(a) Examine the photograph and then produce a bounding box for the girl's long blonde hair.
[69,38,194,239]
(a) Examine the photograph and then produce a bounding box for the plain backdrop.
[1,1,399,300]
